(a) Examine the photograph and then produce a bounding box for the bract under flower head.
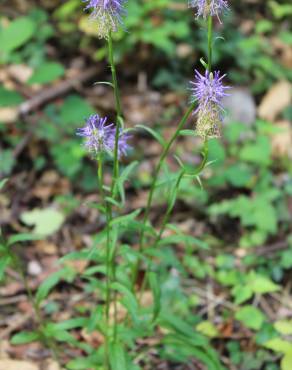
[188,0,228,20]
[76,114,130,158]
[190,69,230,138]
[83,0,126,38]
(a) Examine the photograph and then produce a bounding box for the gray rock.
[222,88,256,126]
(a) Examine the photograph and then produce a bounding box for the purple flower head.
[83,0,126,38]
[188,0,228,20]
[76,114,130,158]
[190,69,230,138]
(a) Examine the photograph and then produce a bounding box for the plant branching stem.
[138,139,209,302]
[10,254,59,362]
[107,33,124,345]
[131,101,197,287]
[108,33,123,195]
[134,12,213,292]
[207,15,213,72]
[97,154,111,370]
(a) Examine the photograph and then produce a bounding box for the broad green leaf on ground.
[264,338,292,354]
[235,306,266,330]
[0,86,23,107]
[196,321,219,338]
[60,95,95,126]
[29,62,65,84]
[231,285,253,305]
[20,208,65,236]
[247,271,280,294]
[282,350,292,370]
[274,320,292,335]
[0,17,36,53]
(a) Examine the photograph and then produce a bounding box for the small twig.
[18,67,98,117]
[0,312,32,339]
[189,284,236,311]
[0,294,27,306]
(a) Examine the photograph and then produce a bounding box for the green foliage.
[20,208,65,236]
[0,17,36,54]
[235,306,266,330]
[1,1,292,369]
[0,86,23,107]
[28,62,65,84]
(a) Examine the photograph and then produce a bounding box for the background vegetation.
[0,0,292,369]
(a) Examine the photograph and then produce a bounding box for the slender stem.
[139,139,209,302]
[207,15,213,72]
[11,254,59,362]
[108,33,123,196]
[107,32,123,344]
[156,139,209,246]
[131,101,197,287]
[97,154,111,370]
[135,11,213,291]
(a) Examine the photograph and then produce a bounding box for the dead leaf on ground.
[42,359,61,370]
[271,120,292,158]
[8,64,33,84]
[0,107,19,123]
[0,359,38,370]
[258,80,291,121]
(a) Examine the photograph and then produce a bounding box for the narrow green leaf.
[11,331,40,344]
[110,209,141,227]
[116,161,139,204]
[136,124,166,148]
[149,272,161,321]
[8,233,42,246]
[179,129,196,136]
[35,269,64,305]
[109,342,127,370]
[0,255,12,281]
[0,178,8,190]
[111,282,138,322]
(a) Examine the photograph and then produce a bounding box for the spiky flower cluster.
[190,70,230,138]
[188,0,228,19]
[83,0,126,38]
[76,114,130,158]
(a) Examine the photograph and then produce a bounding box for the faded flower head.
[188,0,228,20]
[83,0,126,38]
[190,69,230,138]
[76,114,130,158]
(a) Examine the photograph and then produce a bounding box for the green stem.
[108,33,123,196]
[139,139,209,302]
[11,254,59,362]
[135,12,213,291]
[207,15,213,72]
[97,154,111,370]
[131,101,197,287]
[107,32,123,344]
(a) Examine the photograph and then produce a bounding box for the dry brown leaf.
[258,80,291,121]
[42,359,61,370]
[0,360,38,370]
[271,120,292,158]
[35,241,58,255]
[0,107,19,123]
[8,64,33,83]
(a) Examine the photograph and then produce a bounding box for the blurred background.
[0,0,292,369]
